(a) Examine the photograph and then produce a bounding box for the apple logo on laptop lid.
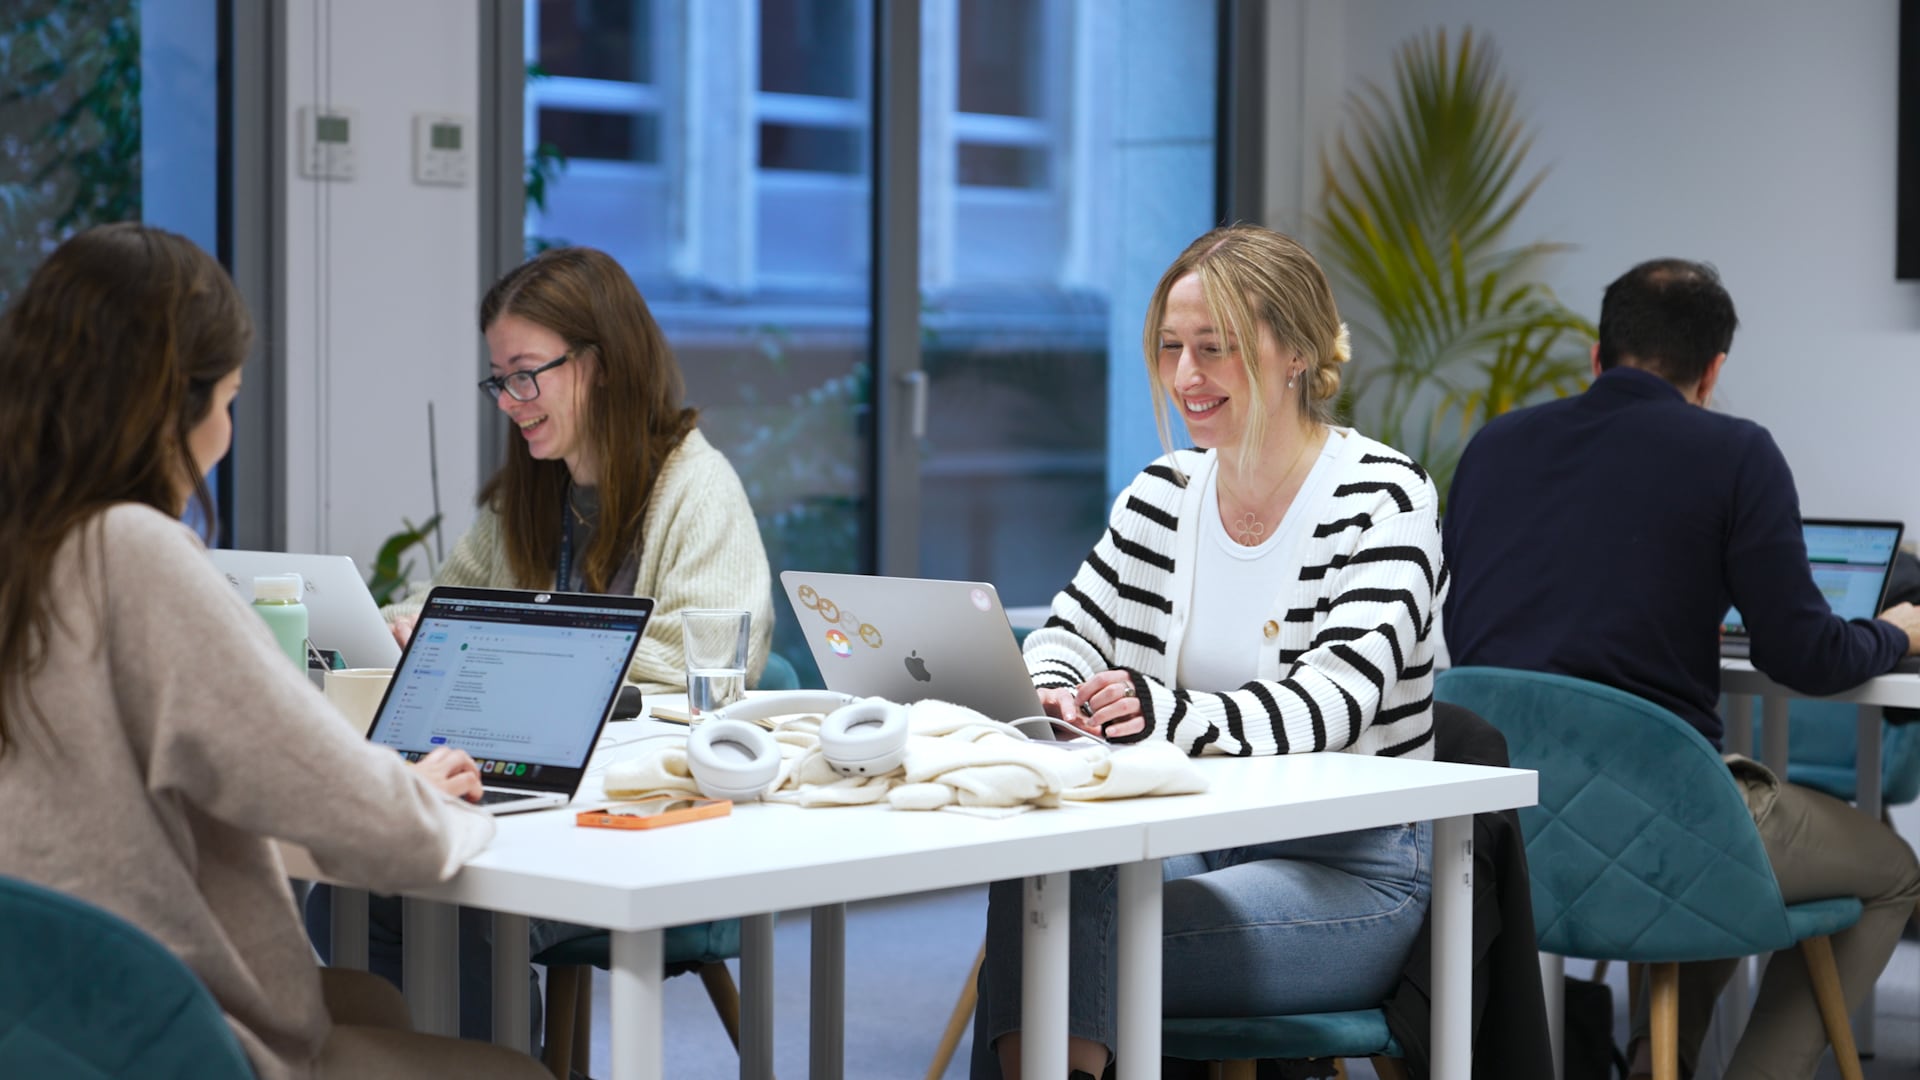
[905,650,932,683]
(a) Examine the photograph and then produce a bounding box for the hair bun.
[1332,321,1353,365]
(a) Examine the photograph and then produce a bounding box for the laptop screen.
[367,587,652,790]
[1724,520,1904,636]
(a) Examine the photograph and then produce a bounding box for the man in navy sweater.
[1444,258,1920,1080]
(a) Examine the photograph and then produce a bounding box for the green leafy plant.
[0,1,142,307]
[1318,27,1594,497]
[366,514,442,607]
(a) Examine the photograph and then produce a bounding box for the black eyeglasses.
[478,351,572,403]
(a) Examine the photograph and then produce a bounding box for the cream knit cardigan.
[390,429,774,694]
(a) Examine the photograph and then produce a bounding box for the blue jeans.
[971,821,1432,1075]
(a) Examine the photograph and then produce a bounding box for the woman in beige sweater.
[388,246,773,693]
[0,224,545,1079]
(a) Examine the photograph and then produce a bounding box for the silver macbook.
[207,550,401,669]
[366,587,652,814]
[1723,519,1905,659]
[781,571,1051,723]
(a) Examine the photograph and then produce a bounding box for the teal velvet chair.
[1436,667,1865,1080]
[0,875,254,1079]
[759,648,802,691]
[1742,700,1920,805]
[1162,1011,1406,1079]
[535,650,804,1075]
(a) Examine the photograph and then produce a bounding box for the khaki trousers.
[1629,761,1920,1080]
[315,967,550,1079]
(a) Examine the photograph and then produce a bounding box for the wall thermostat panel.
[297,105,357,181]
[413,113,472,186]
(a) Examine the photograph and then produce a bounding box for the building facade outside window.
[526,0,1218,679]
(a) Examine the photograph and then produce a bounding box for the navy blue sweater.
[1442,366,1906,746]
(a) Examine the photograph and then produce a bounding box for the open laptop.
[1723,519,1905,660]
[781,571,1101,744]
[366,586,652,814]
[208,550,401,669]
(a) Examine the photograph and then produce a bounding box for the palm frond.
[1316,27,1594,499]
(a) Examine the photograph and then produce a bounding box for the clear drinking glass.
[683,609,751,717]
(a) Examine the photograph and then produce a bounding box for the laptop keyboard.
[479,789,534,806]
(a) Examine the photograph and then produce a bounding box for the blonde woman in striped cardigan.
[974,226,1448,1079]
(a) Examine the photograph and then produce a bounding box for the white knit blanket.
[601,700,1208,814]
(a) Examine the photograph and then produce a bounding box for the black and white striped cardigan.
[1024,429,1447,759]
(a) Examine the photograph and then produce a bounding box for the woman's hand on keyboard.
[412,746,483,803]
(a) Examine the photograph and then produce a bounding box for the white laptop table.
[298,700,1535,1080]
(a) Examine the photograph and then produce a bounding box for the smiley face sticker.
[858,623,883,648]
[825,628,852,658]
[816,597,841,623]
[797,584,820,610]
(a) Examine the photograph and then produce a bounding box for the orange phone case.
[575,796,732,830]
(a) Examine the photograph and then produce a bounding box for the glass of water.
[682,608,751,718]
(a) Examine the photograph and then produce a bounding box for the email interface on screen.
[371,597,643,769]
[1724,523,1901,635]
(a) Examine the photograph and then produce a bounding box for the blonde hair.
[1141,225,1351,473]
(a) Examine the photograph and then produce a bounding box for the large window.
[525,0,1219,690]
[1,0,223,528]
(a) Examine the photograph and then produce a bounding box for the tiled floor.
[572,888,1920,1079]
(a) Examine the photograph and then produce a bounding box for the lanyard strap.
[556,484,575,591]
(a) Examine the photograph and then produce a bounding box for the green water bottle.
[252,573,309,671]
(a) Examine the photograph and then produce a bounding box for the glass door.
[526,0,874,685]
[913,0,1221,610]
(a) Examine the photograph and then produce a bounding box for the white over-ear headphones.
[685,691,910,799]
[817,698,910,776]
[685,719,782,801]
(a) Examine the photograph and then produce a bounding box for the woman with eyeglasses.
[367,246,772,1046]
[387,245,773,693]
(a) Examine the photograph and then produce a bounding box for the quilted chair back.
[0,876,254,1079]
[1436,667,1795,962]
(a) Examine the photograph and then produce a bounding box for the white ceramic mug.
[324,667,394,737]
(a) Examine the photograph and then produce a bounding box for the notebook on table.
[1722,519,1916,672]
[207,550,401,669]
[365,587,653,814]
[779,570,1104,745]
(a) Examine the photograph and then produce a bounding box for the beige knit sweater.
[0,505,496,1079]
[391,429,773,694]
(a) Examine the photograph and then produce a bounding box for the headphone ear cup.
[818,699,910,777]
[686,719,781,801]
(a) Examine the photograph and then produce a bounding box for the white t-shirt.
[1177,431,1348,692]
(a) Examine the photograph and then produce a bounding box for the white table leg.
[1116,860,1163,1080]
[402,898,459,1037]
[739,913,775,1080]
[330,886,368,970]
[1020,872,1070,1079]
[1857,703,1882,1055]
[491,912,530,1053]
[1724,693,1754,757]
[609,928,663,1080]
[1539,953,1563,1080]
[1760,694,1790,776]
[811,904,846,1080]
[1433,815,1474,1080]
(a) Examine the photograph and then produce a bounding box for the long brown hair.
[0,223,252,752]
[478,247,696,591]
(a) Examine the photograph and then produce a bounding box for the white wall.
[1267,0,1920,528]
[283,0,481,571]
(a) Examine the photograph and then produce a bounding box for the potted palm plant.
[1319,27,1594,499]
